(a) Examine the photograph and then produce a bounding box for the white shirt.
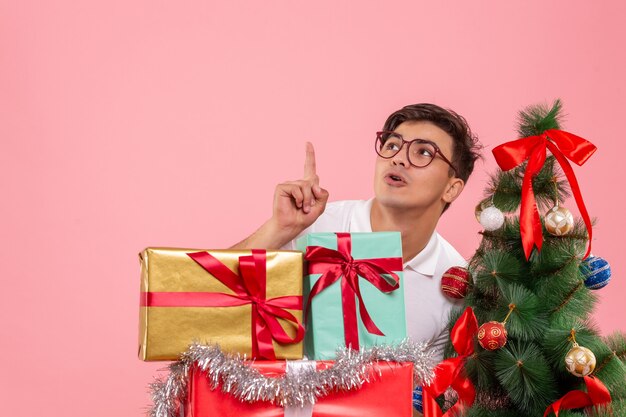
[284,199,466,359]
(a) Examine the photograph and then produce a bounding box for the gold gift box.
[138,248,304,361]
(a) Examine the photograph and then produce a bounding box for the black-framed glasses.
[375,131,457,175]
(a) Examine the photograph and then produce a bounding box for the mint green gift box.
[296,232,406,359]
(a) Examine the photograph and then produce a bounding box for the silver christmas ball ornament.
[474,199,491,222]
[480,206,505,231]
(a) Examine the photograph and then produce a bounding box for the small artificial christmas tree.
[433,100,626,417]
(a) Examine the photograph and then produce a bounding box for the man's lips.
[384,172,407,186]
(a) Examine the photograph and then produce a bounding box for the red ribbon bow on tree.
[492,129,596,260]
[142,250,304,360]
[544,375,612,416]
[304,233,402,351]
[423,307,478,417]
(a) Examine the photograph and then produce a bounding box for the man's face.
[373,120,462,213]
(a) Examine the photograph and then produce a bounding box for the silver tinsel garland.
[149,339,437,417]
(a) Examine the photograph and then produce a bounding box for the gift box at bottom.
[185,361,414,417]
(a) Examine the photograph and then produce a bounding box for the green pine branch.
[594,332,626,398]
[494,341,558,414]
[472,250,524,294]
[605,332,626,365]
[517,99,564,138]
[465,407,529,417]
[499,283,549,341]
[465,347,501,392]
[586,401,626,417]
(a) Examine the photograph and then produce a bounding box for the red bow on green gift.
[492,129,596,260]
[142,250,304,360]
[423,307,477,417]
[304,233,403,351]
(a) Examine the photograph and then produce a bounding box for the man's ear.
[443,177,465,204]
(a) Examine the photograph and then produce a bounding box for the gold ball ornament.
[545,205,574,236]
[564,344,596,377]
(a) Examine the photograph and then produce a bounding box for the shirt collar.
[405,231,440,276]
[353,198,441,276]
[349,199,374,232]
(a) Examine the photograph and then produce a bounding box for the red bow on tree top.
[492,129,596,260]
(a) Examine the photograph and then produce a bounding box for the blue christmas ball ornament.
[580,256,611,290]
[413,385,423,413]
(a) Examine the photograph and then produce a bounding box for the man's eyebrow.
[391,131,440,146]
[406,136,437,144]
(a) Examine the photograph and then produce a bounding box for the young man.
[232,103,481,359]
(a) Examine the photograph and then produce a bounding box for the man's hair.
[382,103,481,183]
[382,103,482,212]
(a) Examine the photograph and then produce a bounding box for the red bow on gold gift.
[423,307,478,417]
[142,250,304,360]
[544,375,611,416]
[492,129,596,260]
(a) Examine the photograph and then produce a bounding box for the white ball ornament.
[475,199,491,222]
[479,206,505,231]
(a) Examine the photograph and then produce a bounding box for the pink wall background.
[2,1,625,415]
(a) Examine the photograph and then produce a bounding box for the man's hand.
[230,142,329,249]
[271,142,329,239]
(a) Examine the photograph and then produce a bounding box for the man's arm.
[230,218,296,250]
[230,142,329,249]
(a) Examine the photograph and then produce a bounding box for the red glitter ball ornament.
[441,266,471,299]
[477,321,508,350]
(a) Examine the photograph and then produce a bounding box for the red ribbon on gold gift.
[304,233,402,351]
[492,129,596,260]
[141,249,304,360]
[423,307,477,417]
[543,375,612,416]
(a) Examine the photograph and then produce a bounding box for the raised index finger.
[304,141,317,179]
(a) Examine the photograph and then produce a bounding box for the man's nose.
[391,144,409,167]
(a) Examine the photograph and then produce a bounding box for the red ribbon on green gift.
[304,233,402,351]
[492,129,596,260]
[141,249,304,360]
[543,375,611,416]
[423,307,477,417]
